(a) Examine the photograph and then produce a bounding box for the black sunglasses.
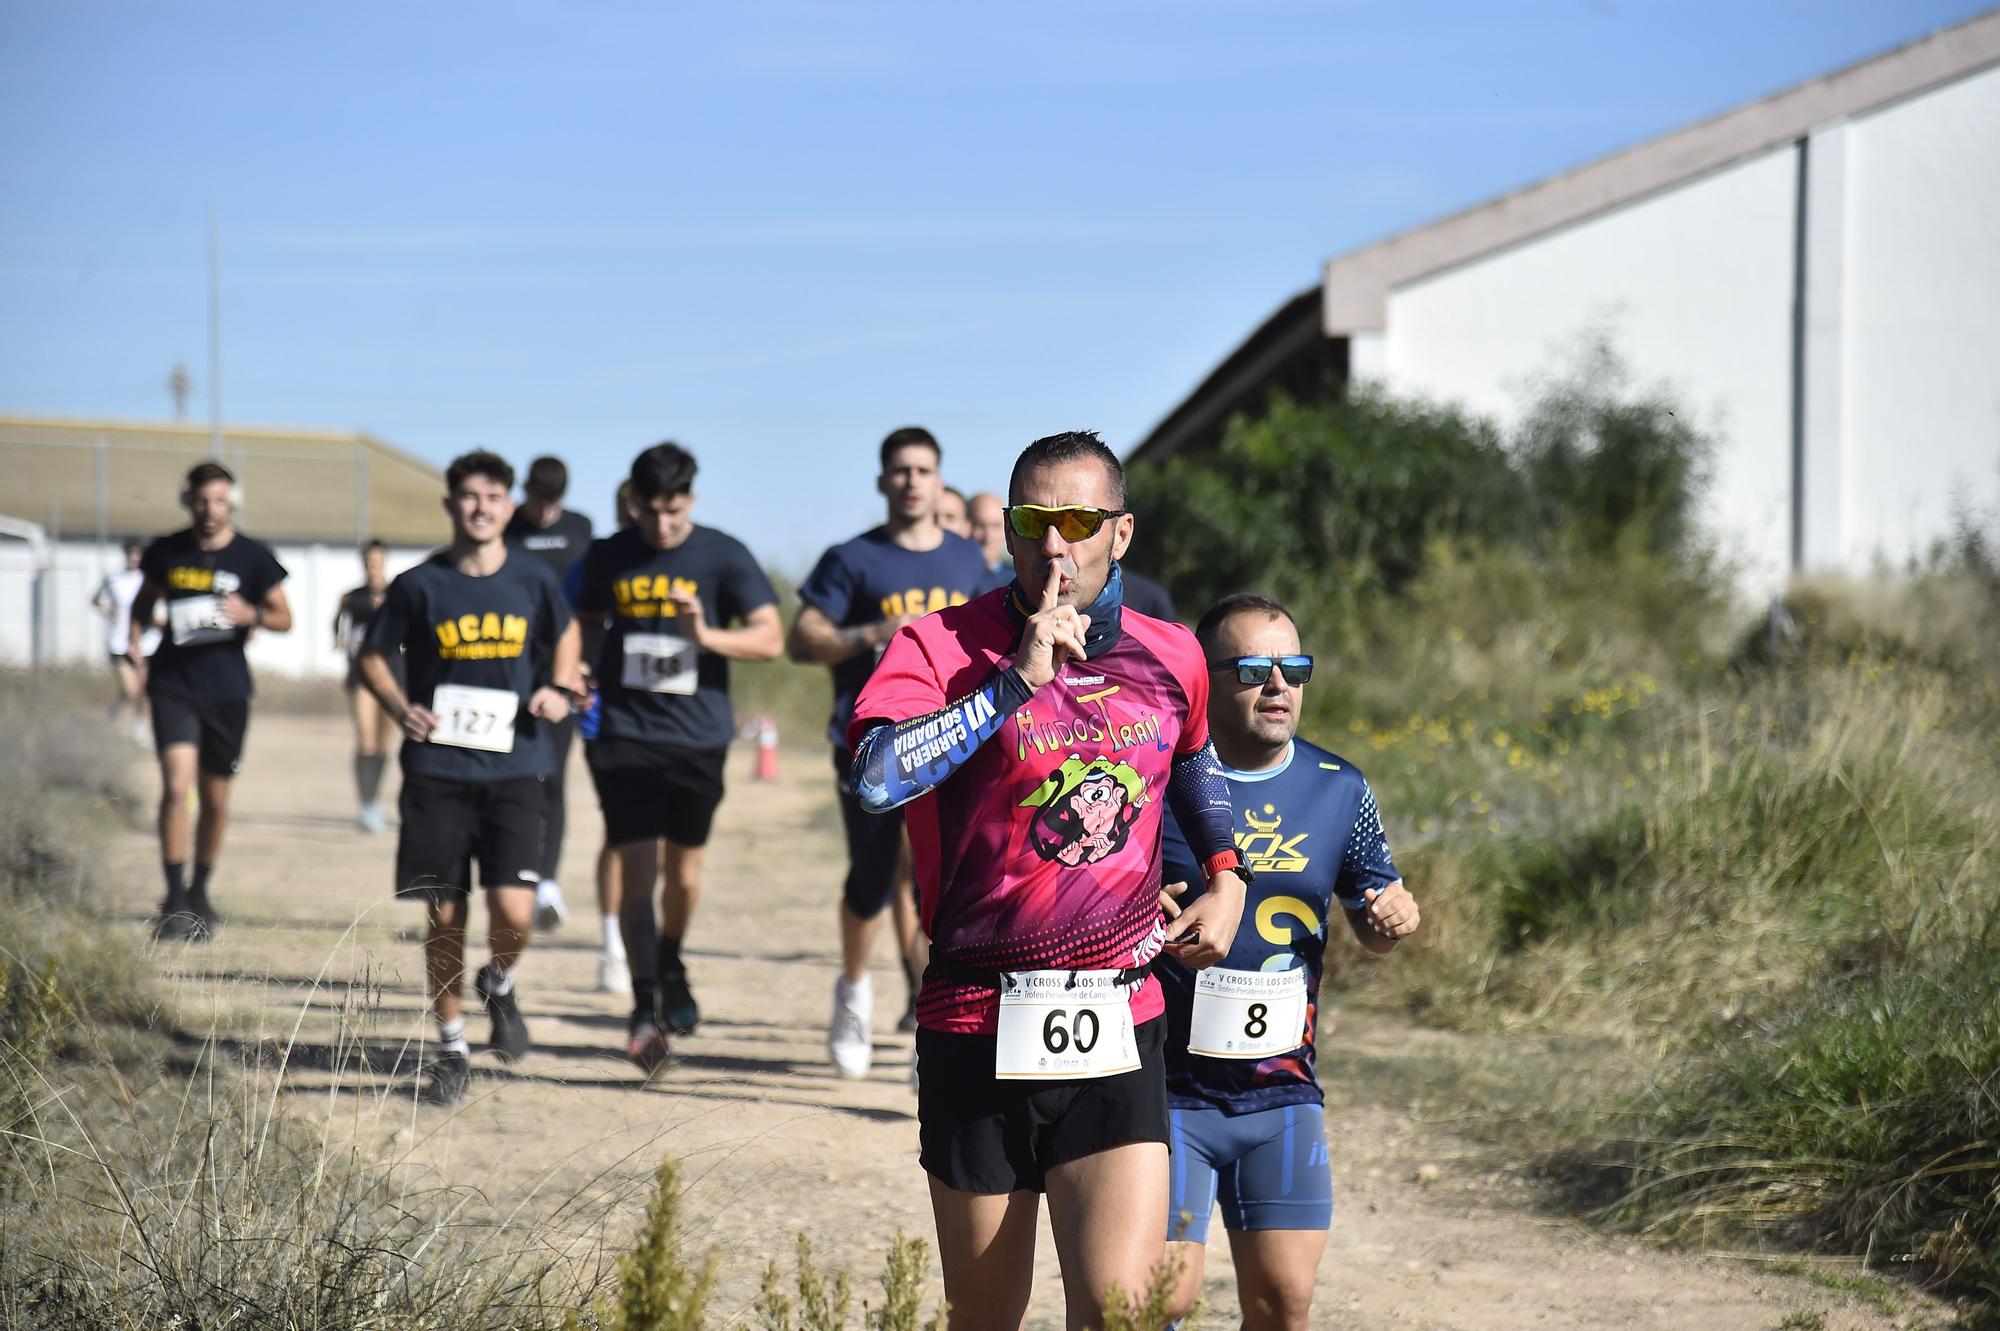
[1208,655,1314,686]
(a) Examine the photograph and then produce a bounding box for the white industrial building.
[0,417,445,676]
[1133,11,2000,587]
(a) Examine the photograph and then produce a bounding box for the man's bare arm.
[787,603,898,666]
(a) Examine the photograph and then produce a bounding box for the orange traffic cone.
[755,714,780,781]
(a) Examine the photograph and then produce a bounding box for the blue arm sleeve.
[850,665,1035,813]
[1166,739,1237,870]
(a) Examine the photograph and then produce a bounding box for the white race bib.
[429,684,519,753]
[621,631,698,695]
[994,970,1140,1080]
[1187,966,1309,1060]
[168,595,235,647]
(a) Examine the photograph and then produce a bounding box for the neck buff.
[1005,560,1125,659]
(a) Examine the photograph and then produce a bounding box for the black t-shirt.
[505,508,593,582]
[365,550,573,782]
[141,528,289,703]
[334,586,387,657]
[795,526,991,745]
[574,525,778,752]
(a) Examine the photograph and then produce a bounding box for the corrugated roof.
[1322,8,2000,332]
[0,416,445,546]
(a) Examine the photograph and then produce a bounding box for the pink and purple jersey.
[850,587,1211,1035]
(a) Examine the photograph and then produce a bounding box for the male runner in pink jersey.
[849,431,1249,1331]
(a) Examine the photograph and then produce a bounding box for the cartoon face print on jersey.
[1021,755,1147,868]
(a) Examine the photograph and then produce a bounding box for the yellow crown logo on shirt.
[1238,804,1310,874]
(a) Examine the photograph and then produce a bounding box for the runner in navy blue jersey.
[788,426,991,1077]
[1155,592,1421,1331]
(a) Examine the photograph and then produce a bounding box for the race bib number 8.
[994,970,1140,1080]
[621,632,698,695]
[1187,967,1309,1059]
[429,684,519,753]
[169,595,234,647]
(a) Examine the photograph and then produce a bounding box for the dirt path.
[108,713,1966,1330]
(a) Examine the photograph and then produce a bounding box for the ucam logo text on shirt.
[434,613,529,660]
[167,566,241,594]
[613,575,697,618]
[878,587,968,618]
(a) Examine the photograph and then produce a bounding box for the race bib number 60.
[994,970,1140,1080]
[429,684,519,753]
[1187,966,1309,1059]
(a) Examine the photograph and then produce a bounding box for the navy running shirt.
[140,528,289,703]
[365,550,573,782]
[505,507,594,582]
[796,526,992,746]
[572,524,778,751]
[1157,737,1400,1113]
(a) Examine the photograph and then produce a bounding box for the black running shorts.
[586,739,727,848]
[394,774,545,899]
[833,746,905,919]
[151,691,250,777]
[916,1016,1170,1195]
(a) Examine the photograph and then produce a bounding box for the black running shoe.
[474,965,532,1063]
[188,893,223,939]
[625,1019,672,1075]
[420,1050,470,1105]
[658,966,700,1036]
[153,901,208,943]
[897,992,919,1034]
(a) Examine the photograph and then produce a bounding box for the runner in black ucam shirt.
[130,461,293,942]
[358,450,582,1107]
[504,454,596,932]
[572,440,782,1067]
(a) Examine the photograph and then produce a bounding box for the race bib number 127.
[429,684,519,753]
[994,970,1139,1080]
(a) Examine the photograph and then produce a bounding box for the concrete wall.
[0,538,433,678]
[1378,146,1801,586]
[1836,62,2000,567]
[1361,61,2000,587]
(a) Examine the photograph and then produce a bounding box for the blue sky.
[2,1,1989,568]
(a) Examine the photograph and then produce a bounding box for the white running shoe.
[597,952,632,994]
[357,802,386,835]
[534,879,568,931]
[827,975,874,1079]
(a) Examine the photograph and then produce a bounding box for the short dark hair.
[880,426,940,472]
[1194,592,1295,657]
[361,538,388,556]
[184,461,234,493]
[524,455,568,500]
[943,485,967,504]
[631,442,697,501]
[1008,430,1125,507]
[122,537,145,555]
[446,449,515,493]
